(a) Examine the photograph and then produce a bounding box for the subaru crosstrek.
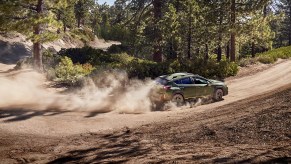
[153,73,228,105]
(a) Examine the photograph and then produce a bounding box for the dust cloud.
[0,70,160,114]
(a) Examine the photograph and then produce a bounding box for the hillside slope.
[0,32,119,64]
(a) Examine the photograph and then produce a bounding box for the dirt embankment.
[0,33,119,65]
[0,85,290,163]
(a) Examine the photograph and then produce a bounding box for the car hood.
[209,79,225,86]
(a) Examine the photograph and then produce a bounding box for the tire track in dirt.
[0,60,290,137]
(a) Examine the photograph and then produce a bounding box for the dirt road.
[1,60,290,136]
[0,60,290,163]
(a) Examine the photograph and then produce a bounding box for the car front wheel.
[213,89,223,101]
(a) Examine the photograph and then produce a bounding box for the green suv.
[154,73,228,105]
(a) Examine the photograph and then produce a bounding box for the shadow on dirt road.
[48,131,152,163]
[0,108,68,122]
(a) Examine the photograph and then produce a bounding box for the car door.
[174,77,196,98]
[193,77,213,97]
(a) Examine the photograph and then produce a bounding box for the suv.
[153,73,228,105]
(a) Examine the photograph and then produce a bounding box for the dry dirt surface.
[0,60,290,163]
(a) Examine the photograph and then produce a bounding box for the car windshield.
[155,77,168,85]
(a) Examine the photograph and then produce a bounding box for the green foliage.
[257,55,276,64]
[0,0,64,43]
[238,57,257,67]
[107,44,129,54]
[58,46,120,65]
[274,0,291,47]
[167,59,238,79]
[54,56,94,84]
[57,46,239,80]
[256,46,291,63]
[74,0,95,27]
[239,46,291,65]
[70,28,95,43]
[125,59,167,79]
[60,1,77,31]
[218,61,239,77]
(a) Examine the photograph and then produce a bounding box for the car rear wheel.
[213,89,223,101]
[172,94,184,106]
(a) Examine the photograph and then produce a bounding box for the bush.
[257,56,276,64]
[107,44,128,54]
[56,47,239,80]
[167,59,238,79]
[70,28,95,43]
[238,58,257,67]
[54,56,94,85]
[58,46,121,65]
[255,46,291,64]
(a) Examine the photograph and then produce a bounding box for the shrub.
[107,44,128,54]
[70,28,95,43]
[255,46,291,64]
[58,46,120,65]
[257,56,276,64]
[238,58,257,67]
[54,56,94,85]
[227,62,239,76]
[56,47,239,80]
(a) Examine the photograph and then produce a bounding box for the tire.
[213,89,224,101]
[171,94,185,106]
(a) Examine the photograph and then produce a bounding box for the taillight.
[163,86,171,90]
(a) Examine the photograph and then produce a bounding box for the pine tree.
[152,0,163,62]
[0,0,68,70]
[74,0,94,28]
[277,0,291,46]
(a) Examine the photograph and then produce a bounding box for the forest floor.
[0,59,290,163]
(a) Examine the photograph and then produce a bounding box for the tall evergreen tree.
[0,0,68,70]
[277,0,291,46]
[74,0,94,28]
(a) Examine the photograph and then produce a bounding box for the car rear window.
[155,77,168,85]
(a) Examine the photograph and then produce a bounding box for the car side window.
[174,79,181,84]
[194,78,208,84]
[182,78,193,84]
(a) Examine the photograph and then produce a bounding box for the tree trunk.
[217,12,223,62]
[77,18,81,28]
[230,0,236,62]
[263,5,267,17]
[64,24,67,33]
[33,0,44,71]
[251,41,255,58]
[187,3,192,59]
[196,48,200,56]
[226,42,230,60]
[204,44,209,62]
[152,0,163,62]
[217,44,222,62]
[175,0,180,12]
[57,11,61,34]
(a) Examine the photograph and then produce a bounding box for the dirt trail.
[0,60,290,163]
[0,60,290,137]
[0,63,14,72]
[0,67,290,163]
